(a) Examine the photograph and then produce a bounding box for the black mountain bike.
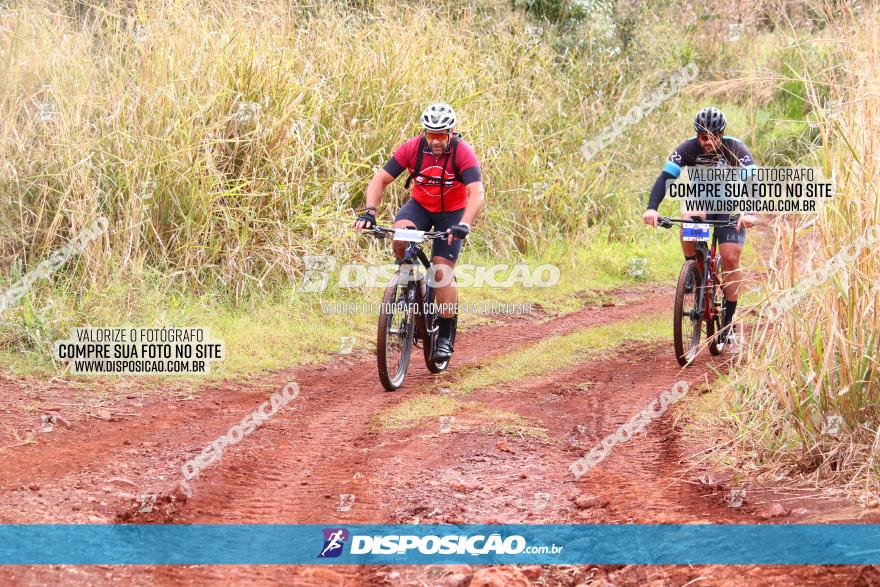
[367,225,458,391]
[659,216,736,366]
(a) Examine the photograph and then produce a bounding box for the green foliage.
[511,0,590,23]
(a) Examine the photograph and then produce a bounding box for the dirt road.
[1,286,878,586]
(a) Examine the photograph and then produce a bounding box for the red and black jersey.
[383,136,482,212]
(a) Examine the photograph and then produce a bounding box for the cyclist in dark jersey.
[354,103,485,361]
[643,107,758,344]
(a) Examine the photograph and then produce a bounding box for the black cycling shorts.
[708,214,746,245]
[714,225,746,245]
[394,199,465,262]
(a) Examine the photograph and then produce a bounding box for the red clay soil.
[0,286,878,586]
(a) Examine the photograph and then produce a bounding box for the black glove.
[447,223,470,240]
[355,210,376,229]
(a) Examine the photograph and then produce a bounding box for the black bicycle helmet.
[694,107,726,134]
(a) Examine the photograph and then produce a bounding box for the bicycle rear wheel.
[673,259,702,366]
[377,272,415,391]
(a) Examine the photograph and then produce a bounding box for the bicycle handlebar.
[368,225,447,240]
[658,216,738,229]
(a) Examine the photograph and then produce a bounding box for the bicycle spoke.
[674,260,703,367]
[387,288,408,375]
[688,316,701,359]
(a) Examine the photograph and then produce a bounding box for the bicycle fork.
[398,260,431,343]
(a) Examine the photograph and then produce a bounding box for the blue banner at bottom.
[0,524,878,565]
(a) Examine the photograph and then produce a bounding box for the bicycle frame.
[367,224,454,389]
[692,230,721,323]
[659,216,735,365]
[373,226,445,342]
[660,217,732,323]
[399,241,434,341]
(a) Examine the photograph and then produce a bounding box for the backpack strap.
[449,134,464,184]
[404,134,465,188]
[404,136,428,189]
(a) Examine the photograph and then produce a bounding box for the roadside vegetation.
[1,0,876,493]
[0,0,696,374]
[699,5,880,499]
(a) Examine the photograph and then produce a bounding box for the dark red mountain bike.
[659,216,736,366]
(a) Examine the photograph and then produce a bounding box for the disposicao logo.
[318,528,349,558]
[349,533,527,555]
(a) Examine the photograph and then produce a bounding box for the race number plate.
[393,228,426,242]
[681,223,711,241]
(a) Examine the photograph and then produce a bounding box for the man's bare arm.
[461,181,485,226]
[364,169,396,210]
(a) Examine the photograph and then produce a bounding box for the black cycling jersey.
[647,135,758,210]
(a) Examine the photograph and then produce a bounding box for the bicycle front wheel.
[673,259,702,367]
[377,272,415,391]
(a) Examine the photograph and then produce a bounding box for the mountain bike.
[659,216,736,366]
[366,225,458,391]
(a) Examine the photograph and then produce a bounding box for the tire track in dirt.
[341,341,879,586]
[1,285,877,586]
[0,287,668,504]
[0,288,670,584]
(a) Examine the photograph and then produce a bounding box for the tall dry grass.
[723,4,880,495]
[1,0,671,300]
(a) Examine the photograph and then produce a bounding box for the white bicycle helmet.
[420,102,456,131]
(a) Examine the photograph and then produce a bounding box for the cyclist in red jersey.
[354,103,485,361]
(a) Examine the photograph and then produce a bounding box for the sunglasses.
[698,132,722,140]
[425,130,452,140]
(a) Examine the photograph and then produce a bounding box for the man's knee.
[431,259,456,287]
[679,242,696,258]
[722,258,741,271]
[393,241,406,259]
[720,247,742,270]
[392,221,416,259]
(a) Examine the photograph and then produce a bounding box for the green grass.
[471,405,549,439]
[374,312,669,431]
[376,394,462,429]
[0,0,799,382]
[438,313,670,395]
[0,231,681,381]
[0,0,698,300]
[374,394,548,438]
[460,230,683,315]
